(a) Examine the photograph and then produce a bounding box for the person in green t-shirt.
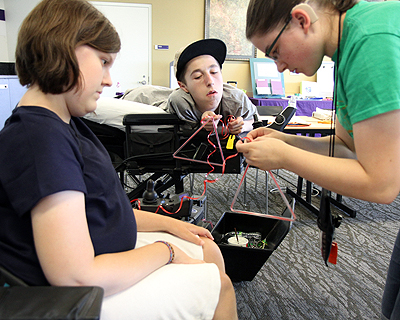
[236,1,400,319]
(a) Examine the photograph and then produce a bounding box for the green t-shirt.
[332,1,400,138]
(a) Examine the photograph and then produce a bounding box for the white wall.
[0,0,8,61]
[2,0,39,62]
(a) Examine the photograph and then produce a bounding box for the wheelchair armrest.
[0,265,28,287]
[123,113,184,126]
[0,286,104,320]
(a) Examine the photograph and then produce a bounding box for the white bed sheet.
[84,97,171,133]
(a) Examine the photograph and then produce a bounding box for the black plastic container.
[211,204,293,282]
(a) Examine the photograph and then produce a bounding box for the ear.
[292,3,318,23]
[291,3,318,33]
[178,81,189,93]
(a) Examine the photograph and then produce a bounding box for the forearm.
[283,113,400,202]
[32,194,175,297]
[284,134,356,159]
[83,212,212,296]
[134,209,172,232]
[47,215,203,297]
[81,243,172,296]
[282,145,396,203]
[72,211,208,296]
[47,241,175,297]
[240,111,400,203]
[134,209,210,245]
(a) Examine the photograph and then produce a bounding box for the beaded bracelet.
[155,241,175,264]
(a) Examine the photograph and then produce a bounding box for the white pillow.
[84,97,167,131]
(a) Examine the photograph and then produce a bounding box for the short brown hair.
[16,0,121,94]
[246,0,359,40]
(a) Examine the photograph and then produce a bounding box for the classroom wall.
[0,0,8,61]
[2,0,317,96]
[92,0,316,96]
[2,0,40,62]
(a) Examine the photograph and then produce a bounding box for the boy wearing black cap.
[168,39,258,134]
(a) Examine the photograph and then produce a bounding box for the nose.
[275,60,287,73]
[204,72,214,86]
[102,69,113,87]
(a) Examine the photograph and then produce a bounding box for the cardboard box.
[212,205,293,282]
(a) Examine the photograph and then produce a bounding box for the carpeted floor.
[184,168,400,320]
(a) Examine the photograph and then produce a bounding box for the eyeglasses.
[265,16,292,61]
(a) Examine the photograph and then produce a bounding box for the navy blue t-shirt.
[0,106,137,285]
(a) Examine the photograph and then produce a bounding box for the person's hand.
[236,131,289,171]
[165,220,213,265]
[227,117,244,135]
[240,127,286,141]
[201,111,222,132]
[167,218,213,247]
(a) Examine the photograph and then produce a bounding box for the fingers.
[228,118,244,135]
[202,111,215,118]
[173,222,214,246]
[203,115,222,131]
[201,112,218,126]
[236,138,253,152]
[186,225,214,244]
[229,124,243,135]
[196,228,214,240]
[201,112,221,121]
[189,233,204,246]
[246,127,270,139]
[181,231,205,246]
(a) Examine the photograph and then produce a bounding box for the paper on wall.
[271,80,283,95]
[256,86,271,95]
[256,62,280,78]
[256,79,269,87]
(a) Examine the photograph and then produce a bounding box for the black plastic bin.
[211,203,293,282]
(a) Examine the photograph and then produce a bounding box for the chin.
[88,99,98,112]
[211,100,221,111]
[301,68,317,77]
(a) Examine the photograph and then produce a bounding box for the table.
[250,98,288,108]
[259,115,333,135]
[259,116,356,218]
[250,98,333,117]
[296,99,333,116]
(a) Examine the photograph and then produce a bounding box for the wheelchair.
[81,101,296,221]
[81,111,245,222]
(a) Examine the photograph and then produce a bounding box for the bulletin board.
[250,58,285,98]
[205,0,255,61]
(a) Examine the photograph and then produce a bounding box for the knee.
[202,237,225,271]
[215,271,237,319]
[202,236,221,255]
[219,271,234,293]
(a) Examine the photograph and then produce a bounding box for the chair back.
[257,105,283,116]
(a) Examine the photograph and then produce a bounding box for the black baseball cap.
[174,38,227,81]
